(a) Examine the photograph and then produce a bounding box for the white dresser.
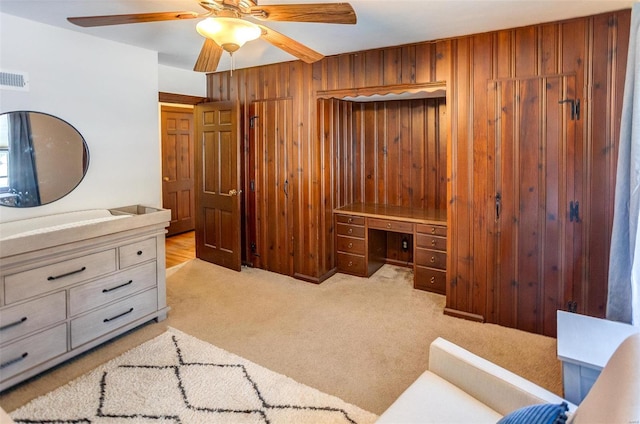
[0,205,170,391]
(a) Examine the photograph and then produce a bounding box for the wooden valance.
[316,81,446,102]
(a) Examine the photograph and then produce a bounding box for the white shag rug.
[10,328,378,424]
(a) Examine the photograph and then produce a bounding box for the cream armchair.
[377,333,640,423]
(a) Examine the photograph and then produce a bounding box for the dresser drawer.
[337,252,367,276]
[71,288,158,349]
[119,238,157,269]
[416,224,447,237]
[415,248,446,270]
[336,223,365,238]
[69,262,157,316]
[416,234,446,251]
[368,218,414,233]
[0,323,67,382]
[415,267,446,294]
[336,214,365,226]
[0,292,66,344]
[4,250,117,304]
[336,236,366,255]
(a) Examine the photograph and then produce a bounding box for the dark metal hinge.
[567,301,578,313]
[569,201,580,223]
[249,115,259,129]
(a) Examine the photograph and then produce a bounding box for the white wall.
[0,13,162,222]
[158,64,207,97]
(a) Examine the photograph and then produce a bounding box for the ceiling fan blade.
[258,25,324,64]
[67,11,202,27]
[193,39,223,72]
[250,3,356,24]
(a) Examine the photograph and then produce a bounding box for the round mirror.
[0,111,89,207]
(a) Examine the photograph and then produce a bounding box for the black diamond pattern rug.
[10,328,378,424]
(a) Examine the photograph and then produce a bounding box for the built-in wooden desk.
[334,203,447,294]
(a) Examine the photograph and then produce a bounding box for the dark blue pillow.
[497,402,569,424]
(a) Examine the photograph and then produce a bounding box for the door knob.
[163,177,169,182]
[228,189,242,196]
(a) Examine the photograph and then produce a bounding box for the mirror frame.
[0,110,90,208]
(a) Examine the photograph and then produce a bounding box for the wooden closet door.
[489,75,581,336]
[249,99,294,276]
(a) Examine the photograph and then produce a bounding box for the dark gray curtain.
[608,3,640,327]
[8,112,40,206]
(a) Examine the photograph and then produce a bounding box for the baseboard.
[293,268,337,284]
[443,307,485,322]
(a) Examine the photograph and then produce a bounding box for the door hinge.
[250,180,255,192]
[569,201,580,223]
[567,300,578,313]
[249,115,259,129]
[495,193,502,221]
[559,99,580,120]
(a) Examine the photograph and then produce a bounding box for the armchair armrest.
[428,338,576,416]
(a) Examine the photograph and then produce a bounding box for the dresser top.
[335,203,446,225]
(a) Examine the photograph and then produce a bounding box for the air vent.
[0,70,29,91]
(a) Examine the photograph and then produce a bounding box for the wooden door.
[194,101,242,271]
[248,99,294,276]
[489,75,581,336]
[161,106,195,236]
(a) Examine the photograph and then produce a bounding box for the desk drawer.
[337,223,365,238]
[337,236,365,255]
[5,250,117,304]
[368,218,413,233]
[337,252,367,276]
[415,267,446,294]
[0,292,66,344]
[416,224,446,237]
[415,248,446,270]
[336,214,365,226]
[0,323,67,382]
[416,234,446,251]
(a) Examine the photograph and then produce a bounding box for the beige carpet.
[0,259,562,416]
[10,328,377,423]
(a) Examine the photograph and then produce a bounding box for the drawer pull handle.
[103,307,134,323]
[348,218,353,223]
[348,228,353,234]
[137,250,143,256]
[348,242,353,249]
[430,277,436,284]
[0,352,28,369]
[348,261,353,267]
[430,256,436,263]
[431,227,436,234]
[387,223,392,228]
[47,266,86,281]
[431,239,437,246]
[0,316,27,331]
[103,280,134,293]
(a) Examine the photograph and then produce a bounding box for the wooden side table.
[556,310,639,404]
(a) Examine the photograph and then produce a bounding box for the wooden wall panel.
[205,9,630,333]
[332,99,447,210]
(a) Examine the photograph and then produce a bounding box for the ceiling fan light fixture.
[196,17,261,53]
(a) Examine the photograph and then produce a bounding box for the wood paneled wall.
[206,9,630,329]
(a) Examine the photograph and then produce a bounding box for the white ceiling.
[0,0,634,73]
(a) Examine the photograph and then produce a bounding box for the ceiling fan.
[67,0,357,73]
